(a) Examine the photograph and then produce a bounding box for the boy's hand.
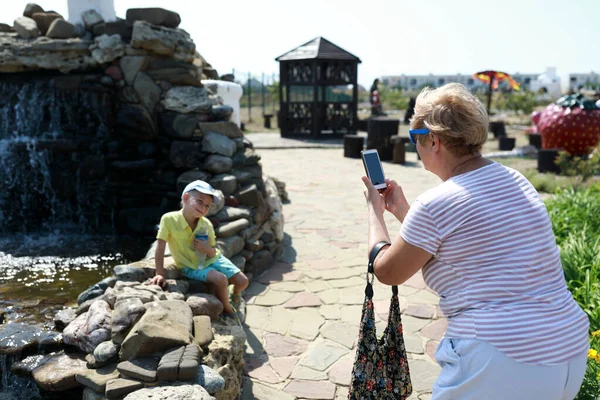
[148,275,166,289]
[193,239,213,254]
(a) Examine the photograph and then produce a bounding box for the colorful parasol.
[473,70,521,115]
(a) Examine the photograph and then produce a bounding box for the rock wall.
[0,4,246,235]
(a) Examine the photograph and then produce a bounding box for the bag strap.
[365,241,398,298]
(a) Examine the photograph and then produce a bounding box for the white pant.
[432,338,587,400]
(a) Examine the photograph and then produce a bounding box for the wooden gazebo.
[276,37,361,138]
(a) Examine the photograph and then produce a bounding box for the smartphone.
[361,149,387,190]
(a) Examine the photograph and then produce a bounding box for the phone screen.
[363,152,385,186]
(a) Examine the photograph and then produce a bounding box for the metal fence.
[230,70,280,129]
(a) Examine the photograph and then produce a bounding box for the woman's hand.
[362,176,386,215]
[381,178,410,222]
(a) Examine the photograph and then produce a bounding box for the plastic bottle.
[194,227,209,267]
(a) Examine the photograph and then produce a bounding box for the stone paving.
[242,134,445,400]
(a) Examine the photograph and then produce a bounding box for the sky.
[3,0,599,88]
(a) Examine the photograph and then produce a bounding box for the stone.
[209,174,237,197]
[10,355,48,378]
[232,148,261,167]
[246,250,273,276]
[0,23,12,33]
[133,71,162,112]
[202,132,237,157]
[159,112,205,139]
[157,344,201,381]
[420,318,448,341]
[117,355,160,382]
[290,365,328,380]
[63,300,112,353]
[231,255,246,271]
[91,34,125,64]
[31,12,62,35]
[300,341,348,371]
[207,189,225,217]
[46,18,75,38]
[193,315,213,346]
[284,292,322,309]
[95,20,134,40]
[105,378,144,399]
[76,363,119,393]
[162,86,217,114]
[176,170,212,194]
[263,333,308,357]
[211,105,233,121]
[405,304,435,319]
[197,122,243,139]
[289,308,325,341]
[169,140,204,169]
[116,103,157,139]
[244,357,280,384]
[243,380,295,400]
[284,379,336,399]
[32,351,88,391]
[187,293,224,320]
[112,297,146,345]
[13,16,39,39]
[114,265,148,282]
[407,360,441,392]
[120,55,148,85]
[230,169,253,185]
[328,354,354,386]
[216,235,245,259]
[126,8,181,28]
[122,384,212,399]
[23,3,44,18]
[82,387,107,400]
[93,340,119,362]
[0,33,94,73]
[269,356,299,380]
[213,206,252,223]
[131,21,195,62]
[237,184,265,208]
[245,239,263,252]
[81,9,104,29]
[119,300,193,361]
[79,276,117,304]
[195,364,225,394]
[54,308,77,330]
[215,219,249,238]
[320,321,359,349]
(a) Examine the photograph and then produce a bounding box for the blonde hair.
[410,83,489,156]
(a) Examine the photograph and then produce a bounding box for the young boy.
[149,180,248,316]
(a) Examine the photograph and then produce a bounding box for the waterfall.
[0,354,41,400]
[0,78,113,234]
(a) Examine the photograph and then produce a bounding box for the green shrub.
[577,331,600,399]
[545,187,600,246]
[561,233,600,332]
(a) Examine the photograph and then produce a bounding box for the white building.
[382,72,540,92]
[529,67,562,97]
[568,72,600,91]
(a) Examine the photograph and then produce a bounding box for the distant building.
[382,72,542,92]
[529,67,562,97]
[568,72,600,91]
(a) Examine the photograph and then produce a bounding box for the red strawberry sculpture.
[537,94,600,156]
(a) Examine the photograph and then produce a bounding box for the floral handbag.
[348,241,412,399]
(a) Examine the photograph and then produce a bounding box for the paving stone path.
[242,136,445,400]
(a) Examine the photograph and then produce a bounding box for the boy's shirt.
[156,210,221,270]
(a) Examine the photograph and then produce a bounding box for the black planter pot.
[537,148,561,173]
[489,121,506,138]
[528,133,542,149]
[499,136,516,151]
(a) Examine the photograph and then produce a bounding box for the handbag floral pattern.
[348,284,412,399]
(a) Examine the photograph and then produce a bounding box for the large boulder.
[13,16,39,39]
[111,297,146,344]
[23,3,44,18]
[202,132,237,158]
[46,18,76,39]
[130,20,195,62]
[31,12,62,35]
[119,300,194,360]
[90,34,125,64]
[63,300,112,353]
[123,384,213,400]
[126,8,181,28]
[32,351,88,391]
[162,86,218,114]
[186,293,223,320]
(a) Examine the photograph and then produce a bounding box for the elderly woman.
[362,83,589,400]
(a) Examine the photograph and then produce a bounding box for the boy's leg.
[229,272,249,295]
[205,270,234,314]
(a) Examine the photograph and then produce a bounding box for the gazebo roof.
[276,37,361,63]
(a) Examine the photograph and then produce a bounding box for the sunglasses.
[408,128,430,145]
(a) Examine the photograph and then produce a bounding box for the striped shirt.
[400,162,589,364]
